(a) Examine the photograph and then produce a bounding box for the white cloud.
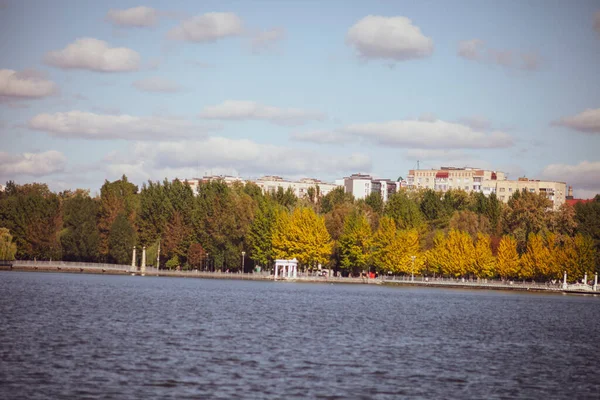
[132,76,181,93]
[595,11,600,34]
[403,149,469,162]
[0,150,66,176]
[541,161,600,194]
[458,39,484,60]
[167,12,243,42]
[291,130,346,144]
[106,6,158,28]
[105,138,371,181]
[200,100,326,126]
[44,38,140,72]
[251,27,285,53]
[0,68,57,98]
[346,15,433,61]
[296,119,513,149]
[28,111,215,140]
[457,115,492,131]
[458,39,541,71]
[552,108,600,134]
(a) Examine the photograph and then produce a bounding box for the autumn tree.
[428,229,474,277]
[272,207,332,269]
[496,235,520,280]
[473,233,495,278]
[187,242,206,269]
[520,233,552,280]
[503,190,552,253]
[98,176,138,259]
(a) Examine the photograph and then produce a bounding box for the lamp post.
[206,253,210,272]
[156,239,160,276]
[411,255,416,282]
[241,251,246,274]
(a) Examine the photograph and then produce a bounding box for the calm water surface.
[1,272,599,399]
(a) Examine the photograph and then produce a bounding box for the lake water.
[1,272,599,399]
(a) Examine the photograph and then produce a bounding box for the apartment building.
[253,176,340,199]
[495,178,566,209]
[407,167,506,192]
[343,173,400,201]
[406,167,566,210]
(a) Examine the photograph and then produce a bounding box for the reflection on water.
[1,272,599,399]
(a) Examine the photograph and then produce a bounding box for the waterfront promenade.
[2,260,598,295]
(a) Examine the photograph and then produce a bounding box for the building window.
[464,186,469,190]
[499,187,505,192]
[508,188,512,192]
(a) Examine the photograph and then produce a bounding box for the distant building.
[406,166,566,210]
[342,173,400,201]
[565,186,595,207]
[253,176,340,199]
[180,175,245,195]
[0,184,5,192]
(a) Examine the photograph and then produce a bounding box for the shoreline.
[2,264,598,296]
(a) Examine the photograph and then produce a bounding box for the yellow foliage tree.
[428,229,474,277]
[396,229,423,275]
[371,216,423,275]
[520,233,551,280]
[496,235,520,280]
[272,207,333,268]
[371,216,397,273]
[560,234,597,282]
[473,233,496,278]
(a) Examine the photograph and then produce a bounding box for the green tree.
[364,191,384,215]
[60,192,100,261]
[321,187,353,214]
[0,228,17,260]
[384,190,424,230]
[574,196,600,253]
[247,197,276,268]
[338,210,372,275]
[108,213,136,264]
[449,210,491,239]
[0,183,62,260]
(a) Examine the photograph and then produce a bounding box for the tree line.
[0,176,598,282]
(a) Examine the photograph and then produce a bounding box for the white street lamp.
[411,255,416,282]
[241,251,246,274]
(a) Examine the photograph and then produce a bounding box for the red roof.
[566,198,594,206]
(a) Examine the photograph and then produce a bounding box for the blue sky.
[1,0,599,197]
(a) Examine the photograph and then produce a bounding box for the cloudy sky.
[1,0,599,197]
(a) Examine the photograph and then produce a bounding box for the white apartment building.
[406,167,566,210]
[253,176,340,199]
[343,174,400,201]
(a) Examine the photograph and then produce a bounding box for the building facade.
[253,176,340,199]
[406,166,566,210]
[343,173,400,201]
